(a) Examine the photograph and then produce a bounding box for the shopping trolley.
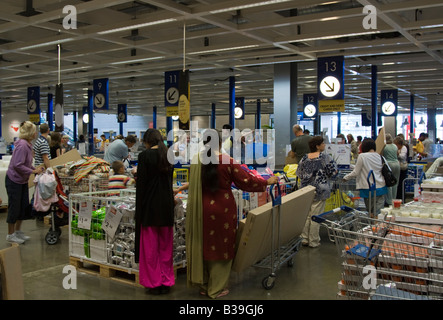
[312,206,443,300]
[254,183,303,290]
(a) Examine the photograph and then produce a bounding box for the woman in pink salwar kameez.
[135,129,175,295]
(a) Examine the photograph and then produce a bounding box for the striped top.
[108,174,135,190]
[33,136,51,166]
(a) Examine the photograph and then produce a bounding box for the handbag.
[400,161,408,171]
[381,155,397,187]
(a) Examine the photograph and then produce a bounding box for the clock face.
[94,93,105,108]
[234,106,243,119]
[54,103,64,126]
[382,101,396,116]
[118,113,126,122]
[27,99,37,113]
[319,76,341,98]
[304,104,317,117]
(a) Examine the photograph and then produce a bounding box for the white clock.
[234,106,243,119]
[382,101,396,116]
[27,99,37,113]
[304,104,317,118]
[118,113,126,122]
[54,103,64,127]
[320,76,341,98]
[94,93,105,109]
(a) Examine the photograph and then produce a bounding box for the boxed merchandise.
[173,196,187,267]
[106,201,137,269]
[69,189,188,273]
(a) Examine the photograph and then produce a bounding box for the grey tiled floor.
[0,211,342,301]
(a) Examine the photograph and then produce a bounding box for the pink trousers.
[139,226,175,288]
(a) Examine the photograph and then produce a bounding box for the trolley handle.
[269,182,282,207]
[311,205,354,223]
[419,171,426,184]
[367,170,376,191]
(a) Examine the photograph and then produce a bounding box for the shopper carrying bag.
[5,121,45,244]
[380,155,397,187]
[343,138,388,217]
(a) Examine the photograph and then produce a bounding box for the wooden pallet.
[69,256,142,288]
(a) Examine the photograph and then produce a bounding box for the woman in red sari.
[184,130,278,299]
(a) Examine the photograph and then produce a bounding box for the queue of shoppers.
[3,119,436,300]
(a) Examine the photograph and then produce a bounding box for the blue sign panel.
[381,89,398,116]
[303,93,318,120]
[235,97,245,120]
[93,78,109,110]
[165,70,180,107]
[317,56,344,100]
[362,112,383,126]
[117,104,127,123]
[27,86,40,114]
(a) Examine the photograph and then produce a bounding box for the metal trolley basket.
[59,176,109,195]
[312,206,443,300]
[253,180,303,290]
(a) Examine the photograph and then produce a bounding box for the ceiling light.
[189,45,259,55]
[289,30,380,43]
[419,117,425,125]
[320,16,339,22]
[110,56,165,65]
[18,38,74,51]
[98,18,176,35]
[440,120,443,128]
[403,118,409,125]
[209,0,292,14]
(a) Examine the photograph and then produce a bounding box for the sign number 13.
[325,61,337,72]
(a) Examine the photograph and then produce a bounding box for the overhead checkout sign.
[117,104,127,123]
[27,86,41,124]
[93,78,109,111]
[234,97,245,120]
[381,89,398,117]
[165,70,190,130]
[317,56,345,113]
[303,93,318,120]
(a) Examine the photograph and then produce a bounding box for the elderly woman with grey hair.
[383,133,400,206]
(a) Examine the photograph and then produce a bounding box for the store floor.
[0,211,342,301]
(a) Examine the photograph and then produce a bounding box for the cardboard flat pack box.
[29,148,83,187]
[0,244,24,300]
[376,127,386,154]
[232,185,315,273]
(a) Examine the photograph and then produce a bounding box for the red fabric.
[202,154,268,260]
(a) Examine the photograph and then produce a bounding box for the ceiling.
[1,0,443,119]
